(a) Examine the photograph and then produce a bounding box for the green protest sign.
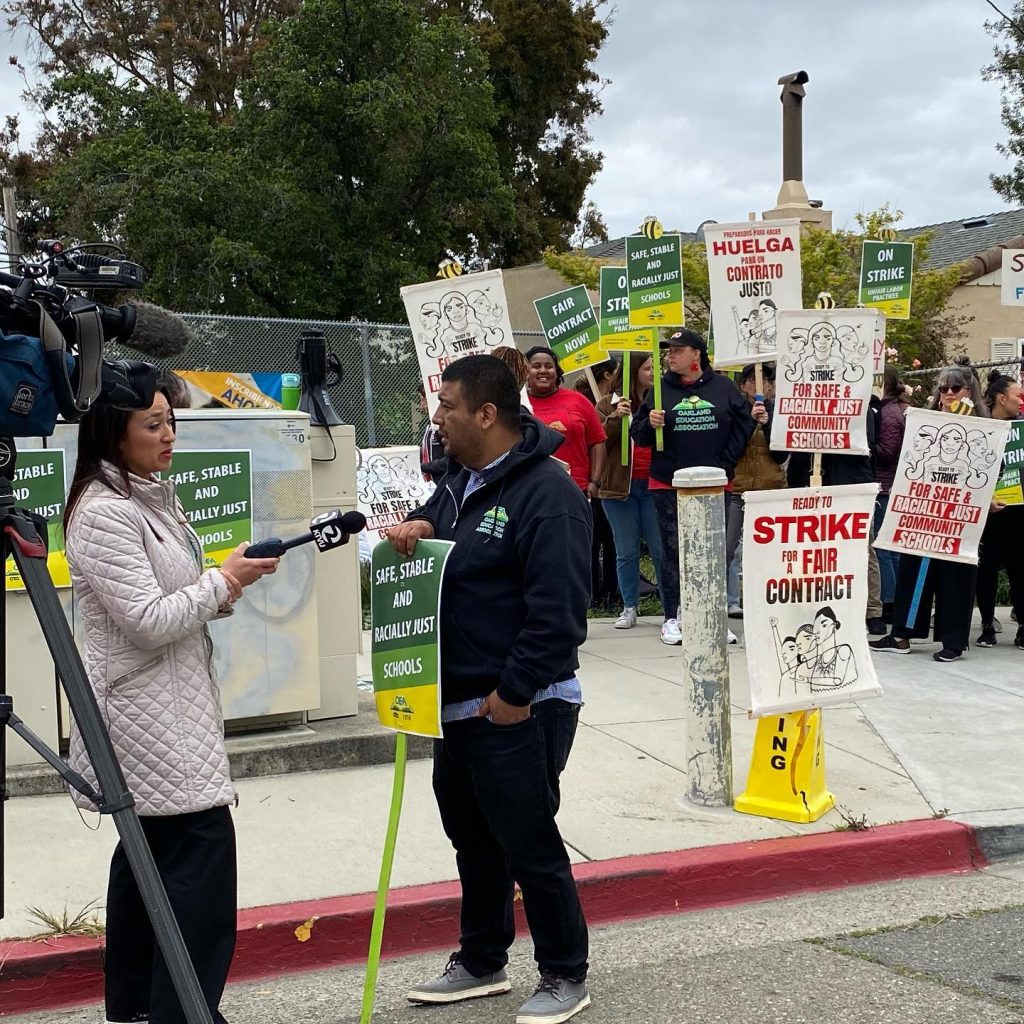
[534,284,604,372]
[598,267,656,353]
[168,450,253,566]
[995,421,1024,505]
[371,538,454,738]
[626,233,684,327]
[6,449,68,591]
[859,241,914,319]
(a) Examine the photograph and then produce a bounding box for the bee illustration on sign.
[437,258,463,280]
[903,422,999,490]
[782,318,869,384]
[640,216,664,240]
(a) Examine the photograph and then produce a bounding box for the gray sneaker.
[406,951,511,1004]
[516,973,591,1024]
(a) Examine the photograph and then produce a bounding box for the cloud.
[586,0,1016,237]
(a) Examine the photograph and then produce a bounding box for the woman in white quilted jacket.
[63,382,279,1024]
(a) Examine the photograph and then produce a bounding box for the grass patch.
[24,901,105,939]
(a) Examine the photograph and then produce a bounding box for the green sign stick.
[621,351,630,467]
[653,359,663,452]
[359,731,408,1024]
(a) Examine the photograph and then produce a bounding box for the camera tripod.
[0,437,214,1024]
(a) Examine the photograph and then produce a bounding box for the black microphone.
[244,509,366,558]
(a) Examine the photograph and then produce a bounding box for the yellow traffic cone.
[734,710,835,823]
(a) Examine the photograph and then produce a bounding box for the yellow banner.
[561,339,610,372]
[870,297,911,319]
[995,480,1024,505]
[375,686,441,737]
[600,328,657,354]
[177,372,280,410]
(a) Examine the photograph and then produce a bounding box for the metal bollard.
[673,466,733,806]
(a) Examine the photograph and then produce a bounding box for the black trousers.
[589,497,619,608]
[432,699,588,981]
[892,553,977,653]
[977,507,1024,626]
[105,805,237,1024]
[652,489,680,619]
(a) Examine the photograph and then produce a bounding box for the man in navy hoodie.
[387,355,592,1024]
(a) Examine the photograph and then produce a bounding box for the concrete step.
[5,693,433,798]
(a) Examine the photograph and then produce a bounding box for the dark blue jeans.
[432,699,588,981]
[602,479,664,609]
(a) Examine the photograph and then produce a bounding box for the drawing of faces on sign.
[782,320,868,384]
[409,288,506,360]
[903,422,999,489]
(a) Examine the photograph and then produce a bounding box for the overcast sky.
[0,1,1017,242]
[587,0,1017,238]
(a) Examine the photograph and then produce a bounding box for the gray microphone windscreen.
[124,301,193,358]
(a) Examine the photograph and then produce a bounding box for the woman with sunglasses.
[976,369,1024,650]
[870,359,989,663]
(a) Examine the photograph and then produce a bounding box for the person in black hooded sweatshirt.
[386,355,593,1024]
[631,329,753,646]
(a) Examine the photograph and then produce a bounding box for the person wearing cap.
[631,330,754,646]
[728,363,788,617]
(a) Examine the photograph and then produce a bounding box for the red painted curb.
[0,818,984,1014]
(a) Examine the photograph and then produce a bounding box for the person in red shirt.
[525,347,606,496]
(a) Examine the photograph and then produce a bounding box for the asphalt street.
[9,857,1024,1024]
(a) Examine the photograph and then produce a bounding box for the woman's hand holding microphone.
[219,543,280,604]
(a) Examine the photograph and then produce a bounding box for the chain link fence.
[111,313,546,448]
[111,312,1024,435]
[896,356,1024,404]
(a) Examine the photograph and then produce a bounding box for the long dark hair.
[64,385,174,532]
[882,365,907,402]
[610,353,654,410]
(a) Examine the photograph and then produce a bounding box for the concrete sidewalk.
[6,610,1020,945]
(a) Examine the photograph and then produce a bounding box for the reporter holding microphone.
[63,378,279,1024]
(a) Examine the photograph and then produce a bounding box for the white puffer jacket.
[66,466,235,816]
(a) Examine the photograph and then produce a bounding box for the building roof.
[899,208,1024,271]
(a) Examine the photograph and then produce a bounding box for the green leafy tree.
[4,0,301,118]
[426,0,608,263]
[34,0,513,318]
[7,0,608,277]
[236,0,512,319]
[984,3,1024,204]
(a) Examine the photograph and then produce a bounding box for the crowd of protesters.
[418,344,1022,658]
[870,359,1024,661]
